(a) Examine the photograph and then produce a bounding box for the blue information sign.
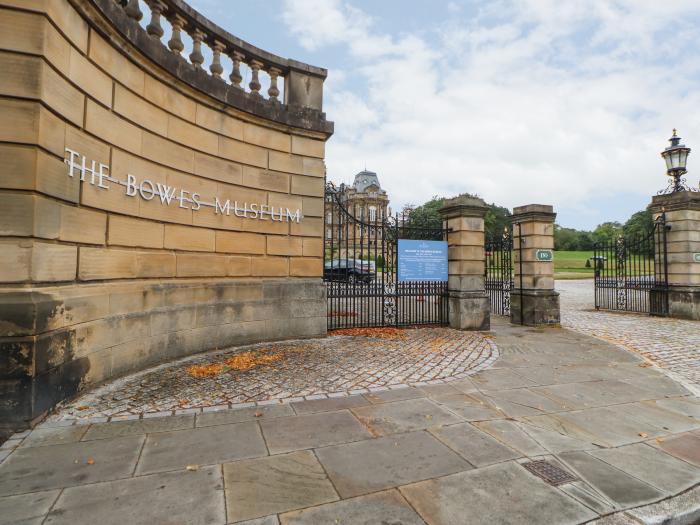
[397,239,448,282]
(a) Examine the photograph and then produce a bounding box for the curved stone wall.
[0,0,333,427]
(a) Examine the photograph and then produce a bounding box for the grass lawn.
[554,250,595,279]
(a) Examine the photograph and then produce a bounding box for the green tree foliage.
[623,209,654,239]
[404,194,511,239]
[554,225,593,251]
[552,208,654,250]
[591,221,624,245]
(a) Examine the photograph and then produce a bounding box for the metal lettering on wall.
[64,149,302,223]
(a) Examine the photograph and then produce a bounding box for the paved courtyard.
[2,320,699,524]
[558,280,700,395]
[47,328,497,423]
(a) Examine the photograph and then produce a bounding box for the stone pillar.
[511,204,560,326]
[439,196,490,330]
[649,191,700,320]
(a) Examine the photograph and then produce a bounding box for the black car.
[324,259,376,283]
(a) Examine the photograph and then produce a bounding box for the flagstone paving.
[2,318,699,524]
[558,279,700,394]
[46,327,498,423]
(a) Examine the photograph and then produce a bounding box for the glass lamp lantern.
[660,129,692,193]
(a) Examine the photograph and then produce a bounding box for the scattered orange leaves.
[187,364,225,378]
[186,350,284,378]
[331,327,408,340]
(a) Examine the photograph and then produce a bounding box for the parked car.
[324,259,376,283]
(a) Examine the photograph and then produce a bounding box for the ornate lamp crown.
[659,129,695,194]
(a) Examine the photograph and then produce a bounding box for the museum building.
[0,0,333,428]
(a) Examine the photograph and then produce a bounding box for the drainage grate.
[522,460,577,486]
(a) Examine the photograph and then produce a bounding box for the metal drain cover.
[522,460,577,486]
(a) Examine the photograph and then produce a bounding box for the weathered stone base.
[510,289,560,326]
[0,278,326,430]
[668,286,700,321]
[448,291,490,331]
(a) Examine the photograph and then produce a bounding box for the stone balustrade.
[102,0,331,132]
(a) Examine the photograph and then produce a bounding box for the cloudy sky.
[187,0,700,229]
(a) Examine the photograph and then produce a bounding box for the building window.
[326,228,331,239]
[327,212,332,224]
[369,206,377,222]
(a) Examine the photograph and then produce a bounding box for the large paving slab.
[429,422,522,466]
[20,425,88,448]
[314,430,471,498]
[351,398,462,436]
[0,436,144,496]
[135,422,267,475]
[43,465,225,525]
[652,432,700,467]
[259,410,371,454]
[279,489,425,525]
[223,450,338,522]
[400,461,597,525]
[82,414,195,440]
[472,420,548,457]
[196,404,294,428]
[0,489,60,525]
[588,443,700,495]
[557,451,664,508]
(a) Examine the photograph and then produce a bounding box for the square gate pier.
[650,191,700,320]
[439,196,490,331]
[511,204,561,326]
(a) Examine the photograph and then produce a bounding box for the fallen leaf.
[77,406,90,411]
[254,412,264,418]
[86,458,95,465]
[638,432,648,438]
[186,464,199,471]
[639,362,652,368]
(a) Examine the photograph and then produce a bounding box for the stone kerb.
[0,0,333,429]
[649,191,700,320]
[511,204,561,326]
[439,196,490,331]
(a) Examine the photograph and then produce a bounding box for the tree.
[623,209,654,239]
[404,194,511,239]
[592,221,623,245]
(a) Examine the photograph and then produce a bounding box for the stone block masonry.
[510,204,561,326]
[649,191,700,320]
[0,0,333,429]
[439,196,490,331]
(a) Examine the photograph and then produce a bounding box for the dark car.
[324,259,376,283]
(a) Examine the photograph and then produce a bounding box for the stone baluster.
[268,67,281,102]
[145,0,167,39]
[229,51,244,88]
[189,28,206,69]
[210,41,226,79]
[124,0,142,21]
[167,14,186,55]
[249,60,263,97]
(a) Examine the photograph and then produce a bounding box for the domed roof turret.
[352,170,383,193]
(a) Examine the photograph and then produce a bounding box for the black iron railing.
[593,214,669,316]
[324,184,448,329]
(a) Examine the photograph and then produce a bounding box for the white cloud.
[282,0,700,228]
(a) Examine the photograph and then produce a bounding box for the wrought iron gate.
[485,228,514,316]
[593,213,669,316]
[324,183,448,329]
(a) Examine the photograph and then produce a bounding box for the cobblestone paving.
[50,328,497,423]
[558,279,700,394]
